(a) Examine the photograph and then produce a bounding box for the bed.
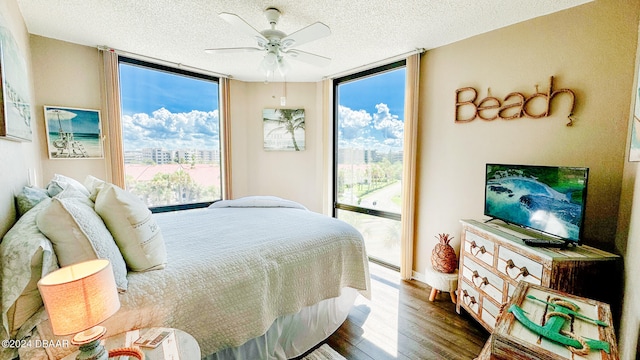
[1,176,370,360]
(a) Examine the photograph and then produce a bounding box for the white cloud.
[122,108,219,150]
[337,103,404,152]
[338,105,372,139]
[373,103,404,139]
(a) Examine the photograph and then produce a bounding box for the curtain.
[220,78,232,199]
[321,79,333,215]
[100,49,125,188]
[400,53,421,280]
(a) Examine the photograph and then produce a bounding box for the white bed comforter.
[32,205,370,359]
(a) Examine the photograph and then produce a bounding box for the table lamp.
[38,259,120,360]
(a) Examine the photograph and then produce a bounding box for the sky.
[119,63,220,150]
[118,62,405,151]
[337,67,406,152]
[45,107,101,134]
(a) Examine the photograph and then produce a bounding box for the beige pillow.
[36,197,128,291]
[95,183,166,272]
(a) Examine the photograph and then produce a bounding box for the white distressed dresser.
[456,219,619,331]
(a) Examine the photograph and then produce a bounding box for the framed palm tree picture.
[263,108,305,151]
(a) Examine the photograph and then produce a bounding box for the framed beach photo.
[263,108,305,151]
[0,17,33,142]
[44,106,103,159]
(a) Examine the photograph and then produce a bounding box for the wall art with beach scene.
[0,13,33,142]
[263,108,305,151]
[44,106,103,159]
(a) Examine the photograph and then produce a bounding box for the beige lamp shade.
[37,259,120,336]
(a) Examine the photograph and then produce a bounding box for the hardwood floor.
[322,262,490,360]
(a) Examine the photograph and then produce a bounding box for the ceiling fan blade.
[284,49,331,67]
[281,22,330,50]
[219,12,268,43]
[204,47,263,54]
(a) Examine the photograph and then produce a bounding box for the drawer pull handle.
[505,259,530,280]
[470,241,486,256]
[462,290,477,306]
[466,296,477,306]
[472,271,489,287]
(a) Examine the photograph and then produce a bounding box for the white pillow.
[84,175,106,202]
[46,174,90,198]
[209,195,308,210]
[95,183,166,272]
[35,197,128,291]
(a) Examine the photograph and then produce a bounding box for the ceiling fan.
[205,7,331,78]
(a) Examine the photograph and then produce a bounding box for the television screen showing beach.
[484,164,588,241]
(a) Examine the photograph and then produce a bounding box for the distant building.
[143,148,172,164]
[123,150,143,164]
[124,147,220,164]
[196,149,219,163]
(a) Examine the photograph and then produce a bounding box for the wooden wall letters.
[455,76,576,126]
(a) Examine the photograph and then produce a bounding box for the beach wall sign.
[455,76,576,126]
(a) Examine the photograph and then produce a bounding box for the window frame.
[332,59,406,222]
[117,56,222,213]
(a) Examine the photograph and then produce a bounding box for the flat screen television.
[484,163,589,245]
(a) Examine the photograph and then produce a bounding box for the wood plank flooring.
[319,262,490,360]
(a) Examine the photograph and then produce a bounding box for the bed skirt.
[206,287,358,360]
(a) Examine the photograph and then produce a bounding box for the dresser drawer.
[497,246,542,285]
[481,298,500,329]
[461,257,504,304]
[459,281,480,315]
[464,231,494,266]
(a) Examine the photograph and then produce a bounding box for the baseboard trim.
[412,270,426,284]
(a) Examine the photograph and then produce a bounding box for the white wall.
[617,18,640,360]
[0,0,42,237]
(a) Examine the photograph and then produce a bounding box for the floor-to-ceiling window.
[118,57,221,212]
[333,61,406,268]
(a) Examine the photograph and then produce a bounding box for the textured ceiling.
[17,0,592,82]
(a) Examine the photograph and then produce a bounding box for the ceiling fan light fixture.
[260,51,290,78]
[278,57,291,76]
[212,7,331,80]
[263,51,277,66]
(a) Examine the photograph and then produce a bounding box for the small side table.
[62,328,200,360]
[424,263,458,303]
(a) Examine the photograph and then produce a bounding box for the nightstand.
[62,328,200,360]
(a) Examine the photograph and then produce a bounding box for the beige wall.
[229,80,324,212]
[414,1,639,357]
[30,35,107,184]
[0,0,42,238]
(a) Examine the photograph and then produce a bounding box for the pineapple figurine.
[431,233,458,273]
